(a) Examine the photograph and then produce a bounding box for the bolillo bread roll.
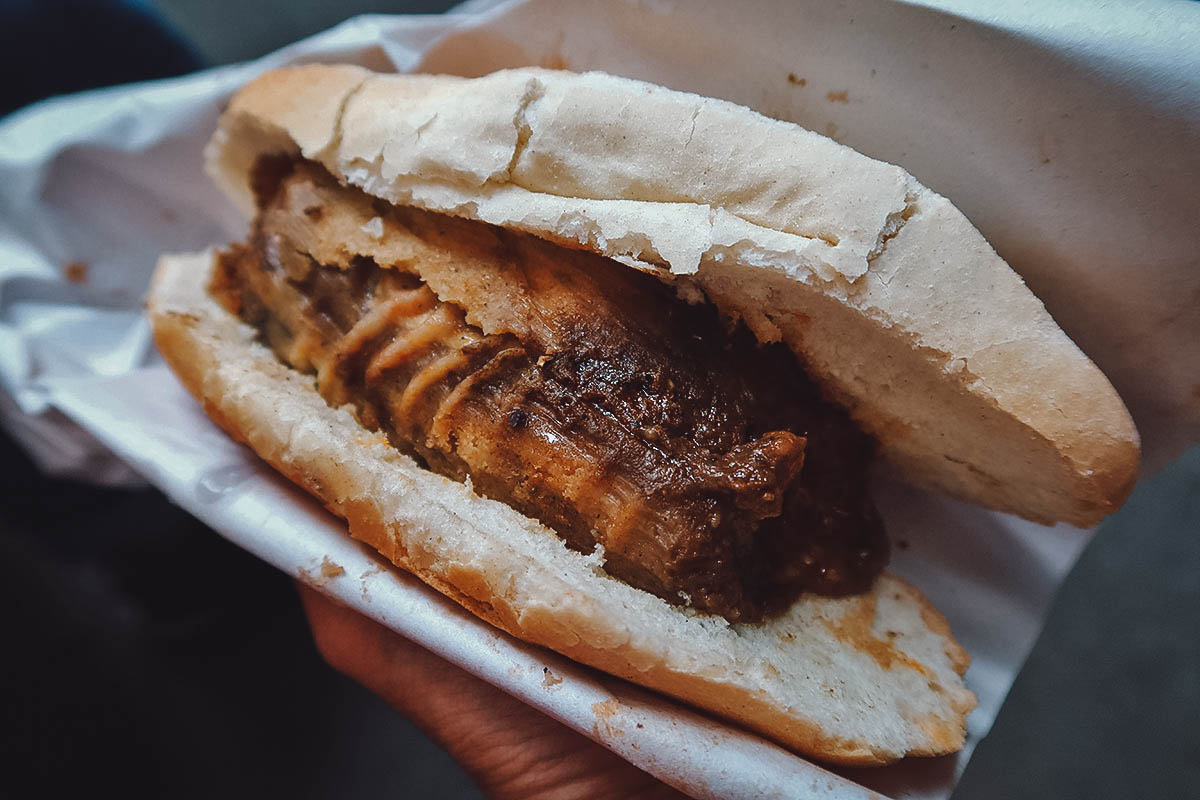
[148,65,1140,765]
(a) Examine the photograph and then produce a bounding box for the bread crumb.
[542,666,563,688]
[826,90,850,103]
[64,261,88,283]
[359,563,385,599]
[591,699,625,739]
[786,73,807,87]
[592,699,621,719]
[298,557,346,587]
[582,543,607,572]
[360,216,384,238]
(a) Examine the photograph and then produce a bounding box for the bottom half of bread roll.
[147,249,976,766]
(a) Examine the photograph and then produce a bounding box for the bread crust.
[209,64,1140,526]
[148,250,976,765]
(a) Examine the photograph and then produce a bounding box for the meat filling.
[212,157,887,621]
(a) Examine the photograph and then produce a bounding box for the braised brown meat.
[211,158,887,621]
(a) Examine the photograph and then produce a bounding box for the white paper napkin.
[2,2,1196,797]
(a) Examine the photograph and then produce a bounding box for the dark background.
[1,2,1197,798]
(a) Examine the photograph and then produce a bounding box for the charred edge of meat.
[209,156,888,622]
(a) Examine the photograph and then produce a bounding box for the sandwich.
[146,65,1139,765]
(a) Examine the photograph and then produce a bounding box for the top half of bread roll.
[207,64,1140,527]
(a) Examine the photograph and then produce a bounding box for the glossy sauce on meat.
[212,158,887,621]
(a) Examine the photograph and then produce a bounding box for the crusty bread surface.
[148,250,976,765]
[207,64,1140,527]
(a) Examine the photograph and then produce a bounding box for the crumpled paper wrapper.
[1,1,1196,797]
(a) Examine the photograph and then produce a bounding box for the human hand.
[297,583,688,800]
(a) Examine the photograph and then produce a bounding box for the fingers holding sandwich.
[297,583,687,800]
